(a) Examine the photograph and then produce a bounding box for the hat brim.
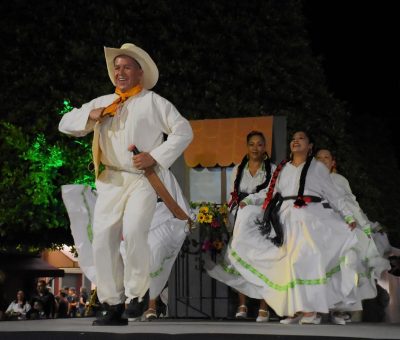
[104,43,159,90]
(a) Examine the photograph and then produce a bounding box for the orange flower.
[213,240,224,250]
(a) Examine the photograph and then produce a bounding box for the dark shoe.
[92,303,128,326]
[156,296,167,318]
[124,290,149,321]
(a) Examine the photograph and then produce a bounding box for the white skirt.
[228,202,360,316]
[61,169,191,300]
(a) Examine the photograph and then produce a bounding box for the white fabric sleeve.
[333,173,371,228]
[5,302,14,313]
[149,96,193,169]
[314,161,353,219]
[58,95,114,137]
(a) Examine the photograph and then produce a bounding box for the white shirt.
[59,89,193,172]
[245,159,353,218]
[230,161,276,194]
[6,301,31,315]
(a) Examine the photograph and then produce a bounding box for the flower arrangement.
[190,201,230,256]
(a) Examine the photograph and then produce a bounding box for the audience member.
[5,290,31,320]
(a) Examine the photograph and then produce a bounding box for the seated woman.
[5,290,31,320]
[206,130,276,322]
[228,130,359,325]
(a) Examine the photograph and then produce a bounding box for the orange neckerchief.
[101,85,143,117]
[92,85,143,178]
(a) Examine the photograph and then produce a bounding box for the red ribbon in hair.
[262,160,288,209]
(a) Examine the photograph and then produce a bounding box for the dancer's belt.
[282,195,331,208]
[282,195,322,202]
[132,146,194,230]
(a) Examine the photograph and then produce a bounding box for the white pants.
[93,169,157,305]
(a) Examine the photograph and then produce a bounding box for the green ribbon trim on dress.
[150,255,174,278]
[230,249,345,292]
[358,268,373,279]
[81,186,95,243]
[363,227,372,237]
[221,260,241,276]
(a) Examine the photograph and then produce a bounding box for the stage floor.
[1,318,400,340]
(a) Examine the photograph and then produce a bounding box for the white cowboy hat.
[104,43,159,89]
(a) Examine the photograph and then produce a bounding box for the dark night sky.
[302,1,398,119]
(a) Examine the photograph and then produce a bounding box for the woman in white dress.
[315,148,390,323]
[228,130,359,324]
[206,131,276,322]
[61,168,192,321]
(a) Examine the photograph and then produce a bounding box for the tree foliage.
[0,0,398,251]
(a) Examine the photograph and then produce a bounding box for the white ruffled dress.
[227,159,360,316]
[328,172,390,310]
[61,168,191,300]
[205,162,275,299]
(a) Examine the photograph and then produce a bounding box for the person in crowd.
[55,291,69,318]
[30,280,56,319]
[67,287,79,317]
[228,130,359,325]
[78,287,89,317]
[5,290,31,320]
[59,42,192,325]
[206,131,276,322]
[26,300,46,320]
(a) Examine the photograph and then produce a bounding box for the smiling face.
[113,55,143,92]
[290,131,313,157]
[316,149,336,172]
[247,134,266,162]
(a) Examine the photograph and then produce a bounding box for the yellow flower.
[219,204,228,215]
[197,212,206,223]
[204,214,213,223]
[199,206,209,214]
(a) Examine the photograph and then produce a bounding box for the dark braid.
[293,155,314,207]
[255,156,272,192]
[233,155,249,194]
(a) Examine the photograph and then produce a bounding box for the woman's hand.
[347,221,356,231]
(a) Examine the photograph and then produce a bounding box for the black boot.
[92,303,128,326]
[124,290,149,321]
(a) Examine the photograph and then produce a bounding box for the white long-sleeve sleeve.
[331,172,371,228]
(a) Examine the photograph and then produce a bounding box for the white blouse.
[244,159,353,219]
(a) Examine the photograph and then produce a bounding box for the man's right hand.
[89,107,105,122]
